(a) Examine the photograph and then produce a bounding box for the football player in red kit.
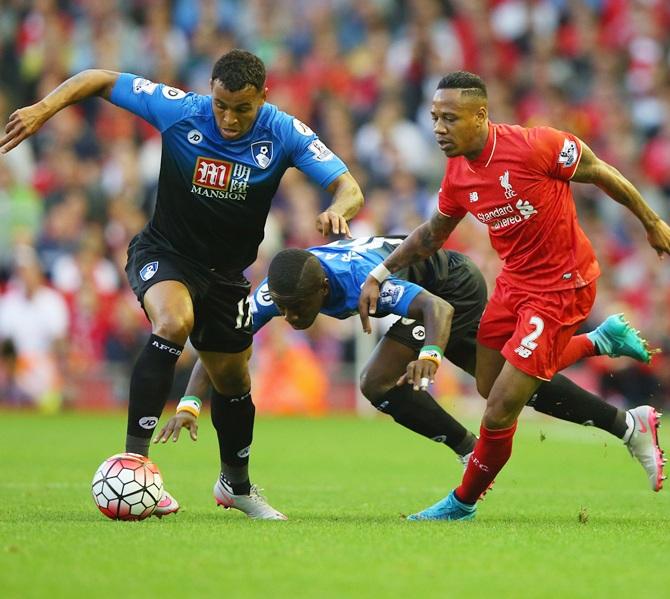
[359,71,670,521]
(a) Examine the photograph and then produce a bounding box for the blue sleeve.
[282,116,348,187]
[109,73,196,132]
[377,277,423,317]
[249,280,280,334]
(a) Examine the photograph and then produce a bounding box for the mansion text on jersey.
[191,157,251,201]
[191,184,249,201]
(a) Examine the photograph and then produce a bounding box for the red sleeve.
[437,171,467,218]
[528,127,582,181]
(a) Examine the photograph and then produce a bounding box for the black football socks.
[211,389,255,495]
[530,373,628,439]
[372,385,477,457]
[125,334,184,456]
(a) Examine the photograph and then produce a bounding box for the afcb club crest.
[251,141,273,169]
[140,261,159,281]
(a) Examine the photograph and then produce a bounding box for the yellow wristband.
[176,396,201,418]
[176,404,200,418]
[418,346,442,369]
[418,355,441,369]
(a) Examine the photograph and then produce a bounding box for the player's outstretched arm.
[572,142,670,257]
[154,359,211,444]
[358,210,461,333]
[397,291,455,391]
[318,172,365,237]
[182,358,212,401]
[0,69,120,154]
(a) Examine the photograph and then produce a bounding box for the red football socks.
[556,334,596,372]
[455,421,518,504]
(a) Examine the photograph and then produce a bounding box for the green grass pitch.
[1,409,669,599]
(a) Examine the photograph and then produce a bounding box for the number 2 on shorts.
[520,315,544,350]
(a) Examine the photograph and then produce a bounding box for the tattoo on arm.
[385,212,460,272]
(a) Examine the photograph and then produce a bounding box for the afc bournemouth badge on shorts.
[251,141,273,169]
[140,261,159,281]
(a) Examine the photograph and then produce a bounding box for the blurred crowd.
[1,0,669,413]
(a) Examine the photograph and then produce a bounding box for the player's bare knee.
[483,405,516,429]
[359,369,374,400]
[152,314,193,344]
[359,370,390,403]
[476,378,492,399]
[210,367,250,396]
[211,377,250,396]
[484,391,524,428]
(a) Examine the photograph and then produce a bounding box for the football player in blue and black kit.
[1,50,364,519]
[157,236,663,518]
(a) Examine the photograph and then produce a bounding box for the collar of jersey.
[205,100,268,144]
[465,122,497,168]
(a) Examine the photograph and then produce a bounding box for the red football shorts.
[477,277,597,381]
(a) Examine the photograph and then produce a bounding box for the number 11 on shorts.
[514,315,544,358]
[235,297,252,329]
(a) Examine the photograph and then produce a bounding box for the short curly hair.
[267,249,323,298]
[211,49,266,91]
[437,71,487,100]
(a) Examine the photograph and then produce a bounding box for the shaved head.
[267,249,325,300]
[437,71,488,102]
[267,249,329,330]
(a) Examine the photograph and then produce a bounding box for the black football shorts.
[125,238,252,353]
[384,250,487,375]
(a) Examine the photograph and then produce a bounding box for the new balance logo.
[469,191,479,202]
[514,345,533,358]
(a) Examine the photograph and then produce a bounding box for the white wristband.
[369,263,391,283]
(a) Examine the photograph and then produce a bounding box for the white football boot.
[624,405,666,492]
[213,478,287,520]
[152,489,180,518]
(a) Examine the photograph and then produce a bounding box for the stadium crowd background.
[1,0,669,414]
